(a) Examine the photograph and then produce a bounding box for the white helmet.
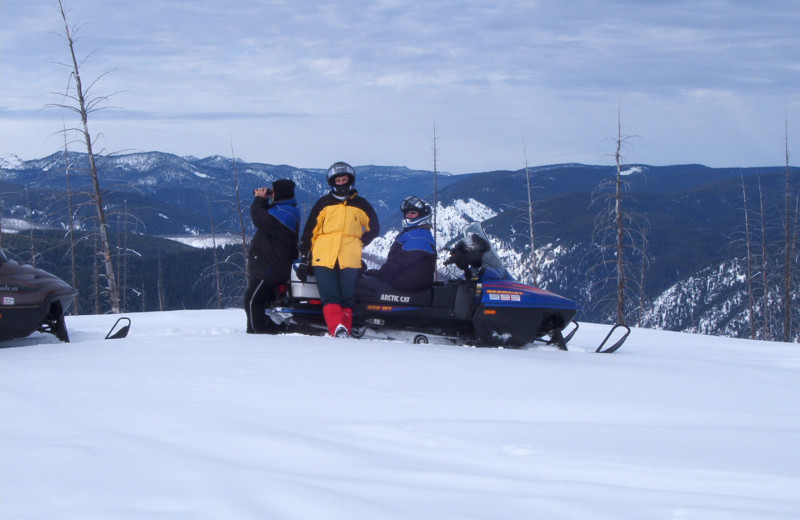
[400,195,432,228]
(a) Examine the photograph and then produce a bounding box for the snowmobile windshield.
[459,223,511,280]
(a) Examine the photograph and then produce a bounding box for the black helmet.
[326,161,356,197]
[400,195,432,228]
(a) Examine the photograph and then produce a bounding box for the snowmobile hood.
[0,258,78,306]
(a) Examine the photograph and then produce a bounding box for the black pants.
[313,266,360,308]
[244,278,280,334]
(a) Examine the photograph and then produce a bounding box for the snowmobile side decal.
[380,294,412,303]
[481,282,580,310]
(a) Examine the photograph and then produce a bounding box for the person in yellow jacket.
[297,162,380,337]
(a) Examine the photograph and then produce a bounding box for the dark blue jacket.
[248,198,301,283]
[375,225,436,292]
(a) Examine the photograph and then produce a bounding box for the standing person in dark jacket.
[296,162,379,337]
[363,195,436,292]
[245,179,300,334]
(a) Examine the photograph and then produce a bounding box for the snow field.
[2,309,799,519]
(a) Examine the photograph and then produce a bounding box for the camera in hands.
[253,187,273,196]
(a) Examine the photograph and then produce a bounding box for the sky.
[2,309,799,518]
[1,0,799,173]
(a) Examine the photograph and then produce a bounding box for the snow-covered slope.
[2,310,798,519]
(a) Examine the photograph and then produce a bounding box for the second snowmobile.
[0,247,78,343]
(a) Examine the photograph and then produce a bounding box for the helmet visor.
[400,195,427,214]
[327,162,355,179]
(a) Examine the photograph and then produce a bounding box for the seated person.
[362,196,437,292]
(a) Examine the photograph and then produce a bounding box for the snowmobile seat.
[431,281,458,307]
[355,276,433,306]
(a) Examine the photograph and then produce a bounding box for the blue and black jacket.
[248,197,301,283]
[375,224,436,292]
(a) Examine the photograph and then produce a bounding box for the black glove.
[295,256,310,282]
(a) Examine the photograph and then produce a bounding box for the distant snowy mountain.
[0,154,23,170]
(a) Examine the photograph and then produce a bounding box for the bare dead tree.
[792,192,800,338]
[522,139,539,286]
[230,144,250,275]
[588,107,648,325]
[782,117,794,341]
[157,252,165,312]
[120,199,130,313]
[61,125,80,314]
[501,140,550,287]
[92,235,100,314]
[49,0,120,313]
[612,113,627,323]
[23,189,38,267]
[740,174,756,338]
[741,174,757,338]
[205,192,223,309]
[636,220,651,327]
[756,178,772,339]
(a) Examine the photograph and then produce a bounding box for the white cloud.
[308,57,353,78]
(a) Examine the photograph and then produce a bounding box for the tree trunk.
[523,140,538,286]
[63,134,80,315]
[741,174,755,338]
[230,147,250,275]
[206,192,223,309]
[614,113,626,325]
[758,178,771,339]
[58,0,119,313]
[782,118,793,341]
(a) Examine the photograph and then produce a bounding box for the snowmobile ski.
[539,321,630,353]
[594,323,631,354]
[105,317,132,340]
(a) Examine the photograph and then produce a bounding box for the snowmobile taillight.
[483,309,497,315]
[310,299,322,305]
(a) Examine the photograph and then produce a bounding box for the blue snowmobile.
[270,223,629,353]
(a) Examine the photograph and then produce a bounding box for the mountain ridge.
[2,151,798,340]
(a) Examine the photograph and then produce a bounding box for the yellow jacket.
[300,191,380,269]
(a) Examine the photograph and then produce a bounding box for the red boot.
[342,308,353,334]
[322,304,343,336]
